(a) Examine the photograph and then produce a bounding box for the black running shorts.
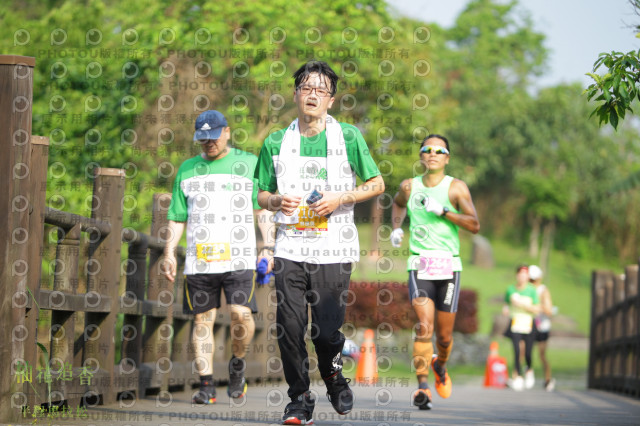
[408,270,461,313]
[183,269,257,315]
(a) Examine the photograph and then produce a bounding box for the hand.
[390,228,404,247]
[162,252,177,282]
[424,196,444,216]
[279,194,302,216]
[258,251,274,273]
[309,191,341,217]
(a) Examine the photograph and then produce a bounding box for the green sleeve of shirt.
[167,165,188,222]
[341,123,381,182]
[504,286,513,304]
[254,130,284,193]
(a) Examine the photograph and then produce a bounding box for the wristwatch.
[441,207,449,217]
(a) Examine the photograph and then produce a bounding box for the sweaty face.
[294,72,335,118]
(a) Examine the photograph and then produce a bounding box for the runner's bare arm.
[255,209,275,272]
[447,179,480,234]
[163,220,186,282]
[392,179,412,229]
[541,287,554,316]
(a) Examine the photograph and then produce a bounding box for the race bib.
[417,250,454,280]
[285,205,328,237]
[196,242,231,262]
[510,313,533,334]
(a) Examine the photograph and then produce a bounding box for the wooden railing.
[588,264,640,398]
[1,55,280,423]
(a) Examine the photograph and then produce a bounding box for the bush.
[345,281,478,334]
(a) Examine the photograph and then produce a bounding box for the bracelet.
[260,246,275,252]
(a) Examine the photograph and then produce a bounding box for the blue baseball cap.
[194,110,228,141]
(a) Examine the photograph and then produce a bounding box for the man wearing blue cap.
[163,110,274,404]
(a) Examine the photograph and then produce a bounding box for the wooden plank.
[121,240,147,370]
[141,194,173,395]
[51,224,81,369]
[34,290,112,313]
[83,168,125,405]
[45,207,111,236]
[0,55,36,67]
[22,136,49,412]
[0,56,34,423]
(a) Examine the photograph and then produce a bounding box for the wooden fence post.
[22,135,49,411]
[0,54,35,423]
[624,265,638,396]
[121,238,147,380]
[83,168,125,405]
[589,270,606,389]
[51,224,81,399]
[141,193,173,396]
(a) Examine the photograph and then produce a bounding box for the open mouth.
[305,99,319,108]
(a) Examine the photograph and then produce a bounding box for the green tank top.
[407,175,461,271]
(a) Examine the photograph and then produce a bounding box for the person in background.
[528,264,556,391]
[503,264,540,391]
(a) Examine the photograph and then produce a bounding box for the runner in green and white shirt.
[255,61,384,425]
[163,110,275,405]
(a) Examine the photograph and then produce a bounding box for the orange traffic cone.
[484,341,508,388]
[355,329,378,385]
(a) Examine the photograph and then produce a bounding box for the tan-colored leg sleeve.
[412,339,434,377]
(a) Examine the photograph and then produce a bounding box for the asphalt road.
[13,378,640,426]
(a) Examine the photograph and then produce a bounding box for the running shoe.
[192,379,216,404]
[524,369,535,389]
[227,356,247,398]
[323,372,354,415]
[545,378,556,392]
[431,355,452,398]
[412,383,433,410]
[282,391,315,425]
[510,375,524,391]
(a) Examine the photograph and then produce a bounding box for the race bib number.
[285,205,328,237]
[196,242,231,262]
[417,250,454,280]
[511,313,533,334]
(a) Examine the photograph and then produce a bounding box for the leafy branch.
[584,49,640,130]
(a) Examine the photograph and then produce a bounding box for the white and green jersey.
[255,121,381,264]
[168,148,260,274]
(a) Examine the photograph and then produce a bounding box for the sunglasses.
[420,145,449,155]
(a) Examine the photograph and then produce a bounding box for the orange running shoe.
[431,355,452,398]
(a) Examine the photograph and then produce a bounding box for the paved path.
[25,380,640,426]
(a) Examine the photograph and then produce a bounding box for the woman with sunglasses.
[391,134,480,410]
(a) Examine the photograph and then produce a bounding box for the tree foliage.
[585,0,640,130]
[1,0,640,263]
[585,49,640,129]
